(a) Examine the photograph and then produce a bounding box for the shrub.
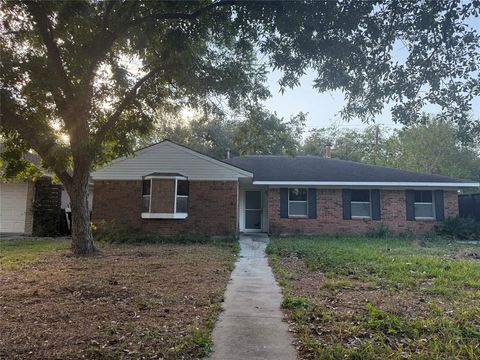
[438,217,480,240]
[93,224,237,247]
[366,223,392,239]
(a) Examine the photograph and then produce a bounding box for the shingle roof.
[225,155,476,184]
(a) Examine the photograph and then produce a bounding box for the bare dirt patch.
[279,255,431,319]
[0,243,236,359]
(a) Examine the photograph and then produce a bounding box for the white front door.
[244,190,262,231]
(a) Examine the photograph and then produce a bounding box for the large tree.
[1,1,479,254]
[303,118,480,183]
[382,119,480,181]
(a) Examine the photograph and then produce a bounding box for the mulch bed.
[0,244,235,359]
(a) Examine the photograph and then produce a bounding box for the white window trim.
[288,188,308,218]
[414,198,435,220]
[141,212,188,219]
[141,177,189,219]
[142,178,152,213]
[414,190,435,220]
[175,179,189,215]
[351,202,371,219]
[351,190,371,219]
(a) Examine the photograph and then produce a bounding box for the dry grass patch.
[0,240,237,359]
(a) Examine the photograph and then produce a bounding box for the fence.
[458,193,480,222]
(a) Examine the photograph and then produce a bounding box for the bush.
[366,223,392,239]
[93,222,237,247]
[438,217,480,240]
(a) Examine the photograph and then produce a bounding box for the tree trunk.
[67,176,95,255]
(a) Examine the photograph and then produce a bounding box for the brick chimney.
[324,144,332,158]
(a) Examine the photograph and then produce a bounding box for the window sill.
[351,216,371,220]
[414,217,436,221]
[141,212,188,219]
[288,215,308,219]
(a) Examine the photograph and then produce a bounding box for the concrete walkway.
[209,233,297,360]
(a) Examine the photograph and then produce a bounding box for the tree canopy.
[303,118,480,183]
[142,105,306,157]
[1,0,479,253]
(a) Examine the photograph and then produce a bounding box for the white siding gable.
[92,141,252,181]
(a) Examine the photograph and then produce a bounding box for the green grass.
[0,238,70,271]
[267,236,480,294]
[267,235,480,359]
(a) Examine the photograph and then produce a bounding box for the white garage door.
[0,182,28,233]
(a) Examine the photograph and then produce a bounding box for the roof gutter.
[252,181,480,188]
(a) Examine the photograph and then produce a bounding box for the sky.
[263,15,480,135]
[263,69,480,135]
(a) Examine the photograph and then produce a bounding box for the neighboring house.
[0,147,93,235]
[91,140,479,237]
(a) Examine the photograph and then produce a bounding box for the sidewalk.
[209,233,296,360]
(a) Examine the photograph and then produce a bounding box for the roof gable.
[92,140,252,181]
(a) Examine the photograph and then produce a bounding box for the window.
[288,188,307,216]
[351,190,371,218]
[176,180,189,213]
[142,179,151,212]
[414,190,434,218]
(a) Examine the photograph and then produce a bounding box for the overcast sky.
[263,15,480,134]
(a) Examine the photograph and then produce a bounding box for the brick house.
[91,140,479,237]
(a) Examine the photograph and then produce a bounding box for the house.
[0,146,93,235]
[91,140,479,237]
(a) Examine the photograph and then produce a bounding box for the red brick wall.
[268,188,458,235]
[150,179,175,213]
[93,180,238,237]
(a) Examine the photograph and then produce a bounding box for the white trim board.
[252,181,479,188]
[141,212,188,219]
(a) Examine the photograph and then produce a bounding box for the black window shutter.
[405,190,415,221]
[434,190,445,221]
[308,188,317,219]
[280,188,288,218]
[371,189,381,220]
[342,189,352,220]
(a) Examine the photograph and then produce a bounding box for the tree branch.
[126,0,237,27]
[94,67,162,149]
[27,2,74,103]
[102,1,116,31]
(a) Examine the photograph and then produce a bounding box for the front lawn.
[0,238,237,359]
[267,236,480,359]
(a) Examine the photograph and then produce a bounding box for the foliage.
[303,118,480,182]
[438,216,480,240]
[233,105,306,155]
[94,225,239,251]
[366,223,392,239]
[137,108,241,159]
[139,104,306,158]
[382,118,480,181]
